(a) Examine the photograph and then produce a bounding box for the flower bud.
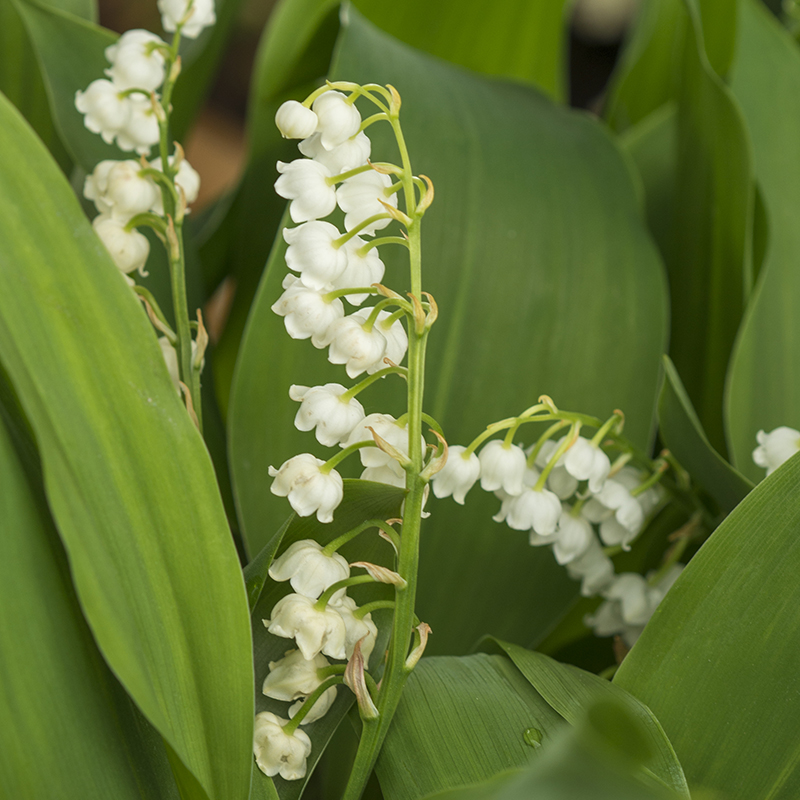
[276,100,319,140]
[105,30,166,92]
[311,90,361,151]
[92,215,150,274]
[253,712,312,780]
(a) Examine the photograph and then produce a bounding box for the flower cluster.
[268,86,428,523]
[255,538,381,779]
[752,426,800,475]
[431,403,681,646]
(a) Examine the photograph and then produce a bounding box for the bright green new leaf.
[375,654,564,800]
[614,449,800,797]
[0,411,178,799]
[0,94,253,800]
[658,355,752,513]
[487,640,689,796]
[725,0,800,478]
[250,480,403,800]
[229,8,668,654]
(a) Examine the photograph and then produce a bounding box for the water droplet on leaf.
[523,727,542,748]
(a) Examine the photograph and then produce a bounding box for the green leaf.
[487,640,689,797]
[0,404,178,799]
[725,0,800,478]
[375,654,564,800]
[658,355,752,512]
[250,479,403,800]
[614,449,800,797]
[228,8,668,654]
[0,93,252,800]
[423,700,682,800]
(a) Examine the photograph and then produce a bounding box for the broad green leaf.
[0,93,252,800]
[229,8,668,654]
[423,700,681,800]
[658,355,752,512]
[614,450,800,797]
[0,407,177,799]
[606,0,739,131]
[250,480,403,800]
[488,641,689,796]
[725,0,800,478]
[375,654,564,800]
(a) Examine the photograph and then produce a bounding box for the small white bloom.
[159,0,216,38]
[253,712,312,780]
[265,593,347,660]
[311,91,361,151]
[115,94,160,154]
[104,160,160,219]
[587,473,645,549]
[331,594,378,663]
[506,486,562,535]
[337,171,397,235]
[262,649,330,701]
[604,573,652,626]
[325,309,388,378]
[269,453,344,523]
[361,465,405,487]
[83,160,117,214]
[479,440,527,495]
[432,445,480,504]
[105,30,166,92]
[566,533,615,596]
[275,159,336,223]
[92,215,150,274]
[326,236,385,305]
[564,437,611,494]
[276,100,318,140]
[284,221,348,291]
[268,539,350,599]
[290,383,365,447]
[753,426,800,475]
[299,130,371,174]
[549,508,592,565]
[375,311,408,366]
[272,275,344,346]
[75,79,129,144]
[289,685,338,725]
[149,156,201,214]
[344,413,419,470]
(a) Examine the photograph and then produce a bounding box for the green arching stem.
[526,420,569,468]
[590,412,623,447]
[360,112,389,131]
[358,236,409,254]
[321,519,395,557]
[317,663,347,679]
[282,676,344,735]
[364,298,405,330]
[379,307,408,328]
[315,575,377,610]
[321,440,376,473]
[534,423,580,491]
[354,599,396,620]
[326,163,374,186]
[340,367,408,403]
[334,214,394,247]
[323,287,381,302]
[630,460,669,497]
[464,413,553,455]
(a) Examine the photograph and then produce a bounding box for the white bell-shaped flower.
[284,221,348,291]
[262,649,330,701]
[361,465,405,487]
[566,533,615,596]
[92,215,150,274]
[289,383,365,447]
[272,275,344,347]
[337,171,397,235]
[276,100,319,140]
[311,90,361,151]
[105,160,160,219]
[268,539,350,599]
[275,159,336,223]
[299,130,371,174]
[343,413,418,470]
[753,426,800,475]
[604,573,652,626]
[75,79,130,144]
[289,685,338,725]
[549,508,592,565]
[269,453,344,523]
[326,237,385,305]
[330,594,378,663]
[375,311,408,366]
[253,712,312,780]
[478,440,527,495]
[83,160,117,214]
[115,95,160,154]
[105,30,166,92]
[265,593,347,660]
[432,445,480,504]
[506,485,562,535]
[325,309,388,378]
[159,0,216,38]
[149,156,201,214]
[564,437,611,493]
